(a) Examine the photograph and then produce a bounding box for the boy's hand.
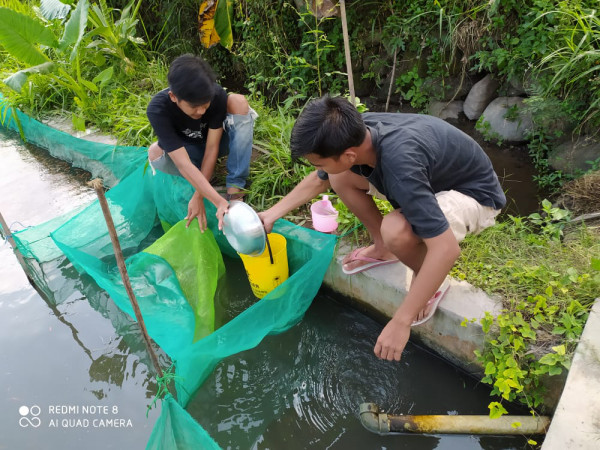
[215,198,230,231]
[257,209,277,233]
[186,195,207,231]
[374,316,411,361]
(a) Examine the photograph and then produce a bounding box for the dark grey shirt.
[319,113,506,238]
[146,84,228,152]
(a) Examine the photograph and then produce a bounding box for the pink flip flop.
[411,281,450,326]
[342,247,399,275]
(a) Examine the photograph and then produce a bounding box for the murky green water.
[0,129,160,449]
[1,129,538,449]
[194,258,534,449]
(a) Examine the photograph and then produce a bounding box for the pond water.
[1,128,537,449]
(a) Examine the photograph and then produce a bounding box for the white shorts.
[367,183,501,242]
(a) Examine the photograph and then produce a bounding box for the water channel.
[1,127,538,449]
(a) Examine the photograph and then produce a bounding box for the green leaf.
[79,78,98,92]
[92,66,113,88]
[539,353,558,365]
[71,113,86,132]
[485,362,497,375]
[0,8,57,65]
[59,0,89,59]
[214,0,234,49]
[548,365,563,376]
[3,61,56,92]
[552,344,566,356]
[591,257,600,271]
[40,0,72,21]
[488,401,508,419]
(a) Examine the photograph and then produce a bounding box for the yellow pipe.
[359,403,551,435]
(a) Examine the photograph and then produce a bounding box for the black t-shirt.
[319,113,506,238]
[146,84,228,152]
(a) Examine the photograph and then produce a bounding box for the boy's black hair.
[290,95,366,159]
[168,54,216,105]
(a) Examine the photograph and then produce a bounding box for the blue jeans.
[149,107,257,189]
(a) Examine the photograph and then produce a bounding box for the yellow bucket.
[239,233,289,299]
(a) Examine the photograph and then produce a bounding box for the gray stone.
[428,100,464,120]
[480,97,534,143]
[548,136,600,175]
[507,76,526,96]
[463,74,500,120]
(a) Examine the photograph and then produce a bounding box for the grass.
[450,215,600,411]
[452,218,600,310]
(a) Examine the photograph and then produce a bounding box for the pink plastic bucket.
[310,195,339,233]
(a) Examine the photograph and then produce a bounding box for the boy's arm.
[168,146,229,229]
[259,170,330,232]
[199,127,223,184]
[374,228,461,361]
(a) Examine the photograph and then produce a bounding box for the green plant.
[504,103,519,121]
[535,6,600,131]
[395,66,427,109]
[452,212,600,416]
[527,199,571,241]
[476,116,504,145]
[0,0,151,131]
[86,0,146,75]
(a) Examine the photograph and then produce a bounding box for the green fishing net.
[2,98,337,448]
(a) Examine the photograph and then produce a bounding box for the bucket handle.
[264,228,274,264]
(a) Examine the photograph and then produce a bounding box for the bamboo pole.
[88,179,164,379]
[339,0,355,105]
[385,48,398,112]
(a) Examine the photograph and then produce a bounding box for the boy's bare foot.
[225,187,245,201]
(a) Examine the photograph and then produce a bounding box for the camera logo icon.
[19,405,41,428]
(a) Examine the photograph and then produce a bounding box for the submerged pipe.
[359,403,551,435]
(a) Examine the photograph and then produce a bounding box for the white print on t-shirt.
[182,123,207,140]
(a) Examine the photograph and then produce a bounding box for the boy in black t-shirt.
[146,54,256,229]
[258,95,506,362]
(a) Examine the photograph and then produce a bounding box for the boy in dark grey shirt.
[259,96,505,362]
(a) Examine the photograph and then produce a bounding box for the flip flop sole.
[411,282,450,326]
[342,258,398,275]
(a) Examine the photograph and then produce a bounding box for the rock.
[548,136,600,175]
[428,100,464,121]
[506,76,526,96]
[463,74,499,120]
[479,97,534,143]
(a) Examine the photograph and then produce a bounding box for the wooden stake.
[339,0,355,105]
[88,179,164,379]
[385,49,398,112]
